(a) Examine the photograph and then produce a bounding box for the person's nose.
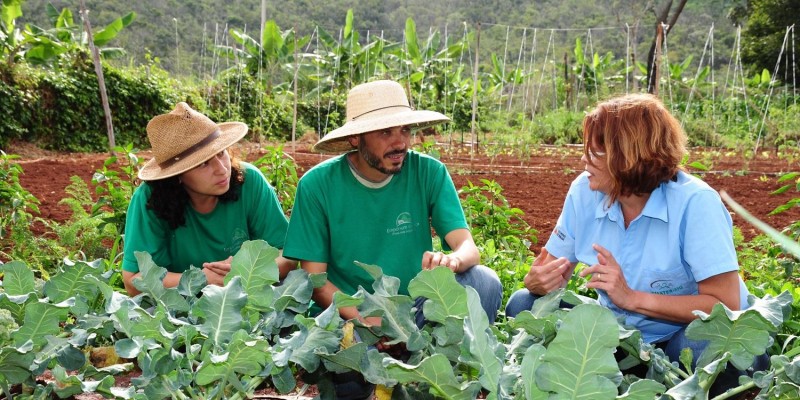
[390,130,409,150]
[210,155,227,174]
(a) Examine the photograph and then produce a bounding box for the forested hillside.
[19,0,746,77]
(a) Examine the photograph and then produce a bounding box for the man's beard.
[359,139,406,175]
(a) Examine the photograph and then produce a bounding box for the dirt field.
[9,140,800,250]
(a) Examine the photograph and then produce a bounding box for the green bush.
[204,72,299,141]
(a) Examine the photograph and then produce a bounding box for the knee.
[505,288,536,318]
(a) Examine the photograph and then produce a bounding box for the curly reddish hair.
[583,93,687,204]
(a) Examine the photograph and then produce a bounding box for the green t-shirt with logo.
[283,150,468,296]
[121,162,288,273]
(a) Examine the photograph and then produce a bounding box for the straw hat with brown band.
[138,102,248,181]
[313,80,450,154]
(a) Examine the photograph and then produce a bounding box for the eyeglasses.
[589,151,606,161]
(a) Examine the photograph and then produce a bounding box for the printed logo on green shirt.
[387,212,415,236]
[225,228,249,254]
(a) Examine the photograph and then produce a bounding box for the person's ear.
[347,136,360,147]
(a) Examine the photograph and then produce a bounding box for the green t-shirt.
[283,150,467,296]
[121,162,288,273]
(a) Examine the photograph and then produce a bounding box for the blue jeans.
[505,288,769,395]
[334,264,503,399]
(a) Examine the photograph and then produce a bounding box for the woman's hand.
[202,256,232,286]
[523,248,572,295]
[579,244,637,310]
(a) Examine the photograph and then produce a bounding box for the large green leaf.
[536,304,621,399]
[34,335,85,371]
[228,240,279,310]
[92,12,135,46]
[405,17,421,64]
[195,330,270,385]
[0,261,34,295]
[132,252,190,312]
[520,344,548,399]
[460,287,503,393]
[687,293,790,370]
[386,354,480,400]
[618,379,666,399]
[43,259,104,303]
[407,267,467,323]
[12,301,71,348]
[0,346,35,385]
[272,268,313,313]
[0,292,35,324]
[318,342,368,374]
[193,276,248,348]
[1,0,23,29]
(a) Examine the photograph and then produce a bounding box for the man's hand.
[421,251,462,272]
[523,248,572,295]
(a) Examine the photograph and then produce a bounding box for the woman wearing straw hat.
[284,80,502,319]
[121,102,296,296]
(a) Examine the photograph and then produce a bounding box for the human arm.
[121,268,225,296]
[580,243,741,323]
[522,248,575,295]
[421,228,480,272]
[276,251,298,279]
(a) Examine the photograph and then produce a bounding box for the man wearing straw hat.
[284,80,502,325]
[121,102,296,296]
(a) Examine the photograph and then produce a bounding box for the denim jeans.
[334,264,503,399]
[505,288,770,396]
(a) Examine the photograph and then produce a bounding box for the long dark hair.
[146,159,245,229]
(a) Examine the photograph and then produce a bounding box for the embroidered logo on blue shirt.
[553,227,566,241]
[650,279,685,295]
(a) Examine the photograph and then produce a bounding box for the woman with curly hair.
[121,102,295,296]
[505,93,766,395]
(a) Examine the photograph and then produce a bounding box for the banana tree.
[387,17,473,117]
[20,4,134,66]
[0,0,24,66]
[310,9,394,93]
[572,37,627,97]
[215,20,311,94]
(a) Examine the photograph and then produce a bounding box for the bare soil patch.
[7,140,800,250]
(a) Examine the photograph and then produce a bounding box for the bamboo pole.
[78,0,115,153]
[470,22,480,161]
[292,25,298,153]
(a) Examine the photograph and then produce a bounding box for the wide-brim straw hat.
[138,102,248,181]
[313,80,450,154]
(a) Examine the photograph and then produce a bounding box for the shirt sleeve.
[545,176,582,264]
[121,184,172,273]
[282,172,331,262]
[681,189,739,281]
[243,163,289,248]
[428,161,469,250]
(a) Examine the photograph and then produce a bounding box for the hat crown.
[345,80,411,122]
[146,102,220,163]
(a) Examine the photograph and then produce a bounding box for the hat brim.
[138,121,248,181]
[313,110,449,154]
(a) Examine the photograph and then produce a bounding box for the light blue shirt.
[546,171,749,343]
